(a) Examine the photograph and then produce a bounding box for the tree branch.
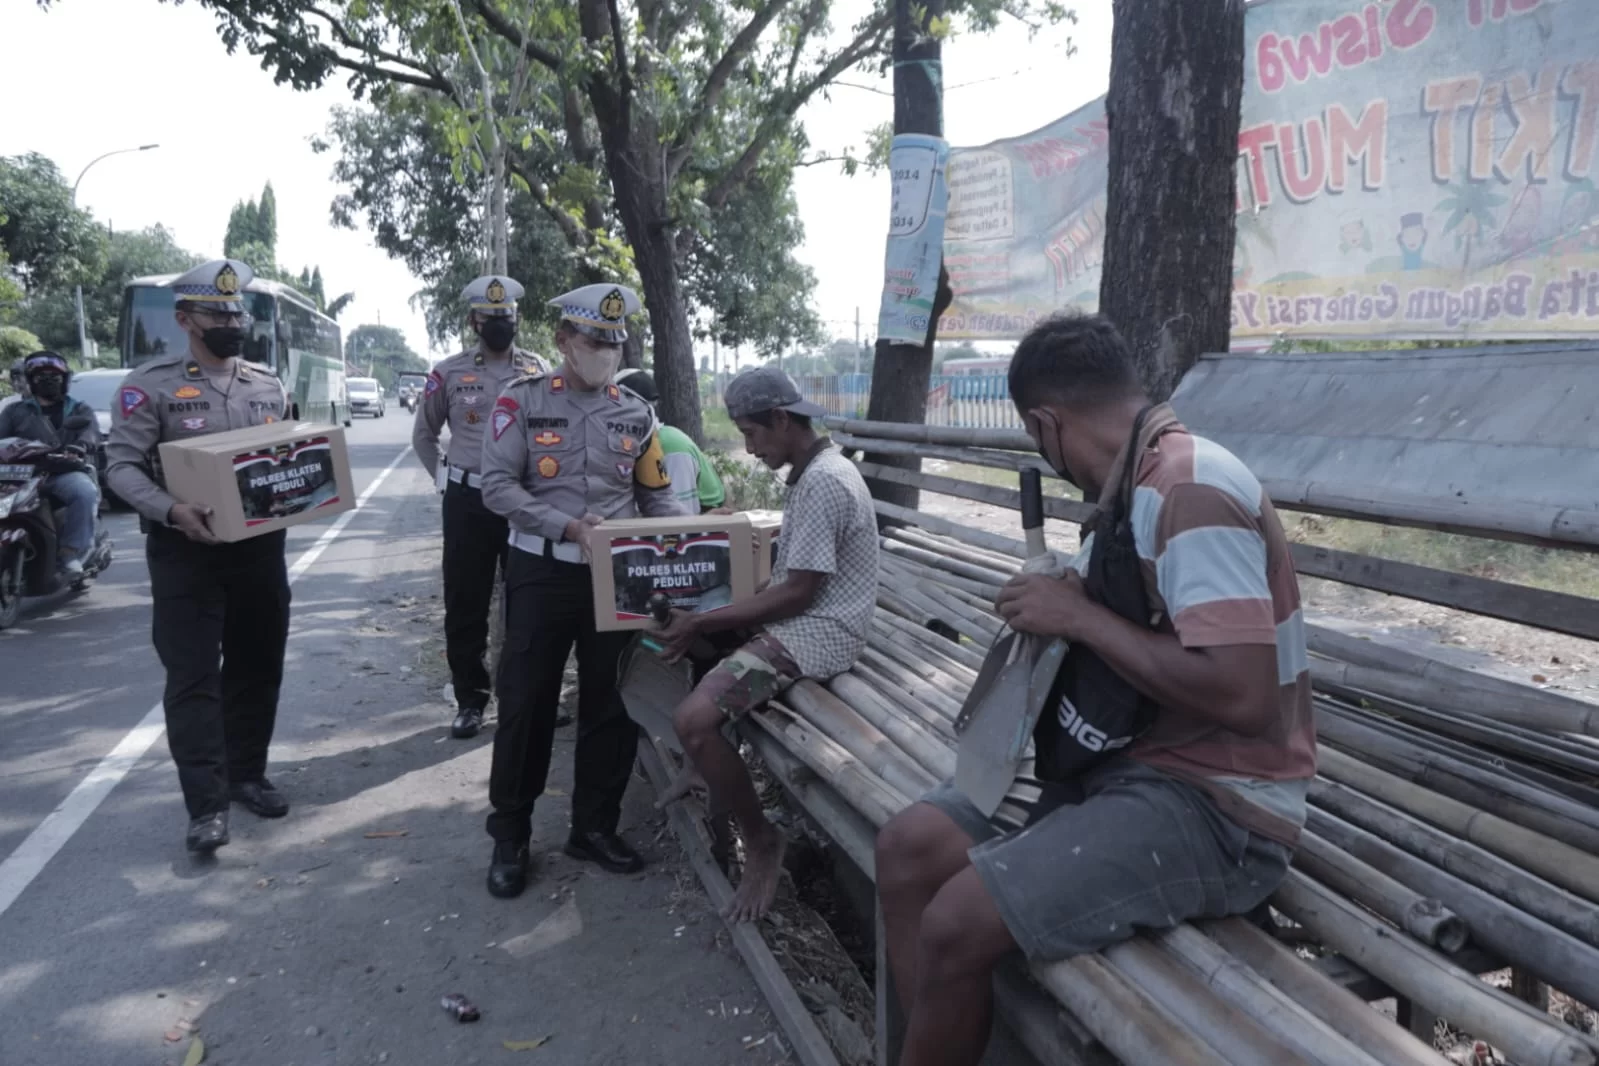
[703,11,892,208]
[508,159,591,250]
[604,0,634,126]
[239,10,456,94]
[468,0,564,72]
[666,0,796,177]
[301,4,453,87]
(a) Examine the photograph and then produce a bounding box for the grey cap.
[723,365,827,421]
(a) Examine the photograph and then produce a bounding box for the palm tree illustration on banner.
[1437,176,1507,274]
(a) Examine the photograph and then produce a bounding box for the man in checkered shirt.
[655,365,879,922]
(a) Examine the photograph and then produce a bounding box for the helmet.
[22,351,71,386]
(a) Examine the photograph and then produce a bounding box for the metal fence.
[791,373,1022,429]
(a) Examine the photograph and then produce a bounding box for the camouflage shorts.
[697,632,801,722]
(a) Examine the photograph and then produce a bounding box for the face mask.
[31,375,65,402]
[478,318,518,352]
[202,326,247,359]
[567,344,623,389]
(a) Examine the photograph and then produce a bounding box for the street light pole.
[71,144,159,365]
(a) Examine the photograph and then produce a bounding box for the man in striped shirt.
[876,313,1315,1066]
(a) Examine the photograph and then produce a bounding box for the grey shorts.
[921,759,1292,961]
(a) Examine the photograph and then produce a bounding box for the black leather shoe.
[564,830,644,874]
[553,712,573,728]
[487,841,530,898]
[230,778,289,818]
[186,811,230,853]
[452,706,485,739]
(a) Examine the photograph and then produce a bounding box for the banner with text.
[878,134,951,345]
[939,0,1599,342]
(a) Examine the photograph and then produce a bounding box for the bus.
[117,273,351,426]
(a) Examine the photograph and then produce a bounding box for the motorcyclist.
[0,351,101,577]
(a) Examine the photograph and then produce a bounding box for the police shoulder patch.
[425,371,444,396]
[119,386,150,418]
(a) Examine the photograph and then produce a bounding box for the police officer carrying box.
[412,275,547,739]
[479,282,689,897]
[105,259,293,854]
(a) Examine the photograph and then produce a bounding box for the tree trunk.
[1100,0,1245,400]
[489,137,509,274]
[861,0,950,515]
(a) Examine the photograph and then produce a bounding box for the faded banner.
[940,0,1599,342]
[878,134,951,345]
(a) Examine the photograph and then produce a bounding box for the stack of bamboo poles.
[738,519,1599,1066]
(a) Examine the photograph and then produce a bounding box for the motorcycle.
[0,437,114,629]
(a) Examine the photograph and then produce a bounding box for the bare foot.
[654,763,707,809]
[724,826,785,923]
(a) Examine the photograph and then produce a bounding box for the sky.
[0,0,1108,365]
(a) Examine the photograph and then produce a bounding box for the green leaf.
[503,1036,551,1051]
[183,1036,206,1066]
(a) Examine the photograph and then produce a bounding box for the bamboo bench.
[729,345,1599,1066]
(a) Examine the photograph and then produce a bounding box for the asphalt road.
[0,411,783,1066]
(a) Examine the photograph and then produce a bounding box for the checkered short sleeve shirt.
[766,447,880,679]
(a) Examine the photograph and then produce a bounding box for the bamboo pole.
[881,539,1017,588]
[1203,918,1451,1066]
[781,683,937,800]
[1029,954,1235,1066]
[868,621,978,691]
[826,416,1036,452]
[887,526,1027,575]
[1318,697,1599,808]
[1315,711,1599,854]
[1155,924,1388,1066]
[1271,870,1597,1066]
[1316,746,1599,905]
[873,500,1026,569]
[832,431,1057,477]
[1293,829,1468,952]
[1309,777,1599,948]
[828,673,957,780]
[746,709,907,827]
[1305,625,1599,737]
[1305,806,1599,1010]
[1098,938,1315,1066]
[875,609,985,673]
[849,662,962,739]
[857,649,965,722]
[860,461,1096,526]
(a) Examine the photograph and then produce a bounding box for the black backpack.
[1032,407,1163,782]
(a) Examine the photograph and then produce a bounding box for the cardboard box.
[158,422,355,542]
[588,515,756,631]
[745,510,782,586]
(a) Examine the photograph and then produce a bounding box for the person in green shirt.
[616,369,727,513]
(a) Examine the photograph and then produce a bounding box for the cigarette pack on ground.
[745,510,782,586]
[588,515,756,631]
[157,422,355,542]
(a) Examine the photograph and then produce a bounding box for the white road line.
[0,445,415,919]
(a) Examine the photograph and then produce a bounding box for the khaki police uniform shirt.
[480,372,689,541]
[412,345,546,479]
[106,353,290,525]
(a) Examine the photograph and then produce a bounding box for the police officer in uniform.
[479,282,689,897]
[412,275,547,739]
[106,259,293,854]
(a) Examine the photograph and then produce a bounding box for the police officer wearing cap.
[479,282,689,897]
[413,275,547,739]
[106,258,293,854]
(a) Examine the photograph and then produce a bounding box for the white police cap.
[171,258,254,314]
[463,274,525,317]
[549,283,641,345]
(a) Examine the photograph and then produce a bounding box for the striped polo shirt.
[1075,407,1316,846]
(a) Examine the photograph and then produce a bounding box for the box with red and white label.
[157,422,355,542]
[587,515,757,631]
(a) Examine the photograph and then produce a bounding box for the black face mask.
[30,375,65,403]
[202,326,247,359]
[479,318,518,352]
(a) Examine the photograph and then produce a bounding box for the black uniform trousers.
[442,480,509,711]
[487,545,638,843]
[146,526,291,819]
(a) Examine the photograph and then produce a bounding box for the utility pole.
[861,0,952,513]
[852,307,863,417]
[72,144,159,365]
